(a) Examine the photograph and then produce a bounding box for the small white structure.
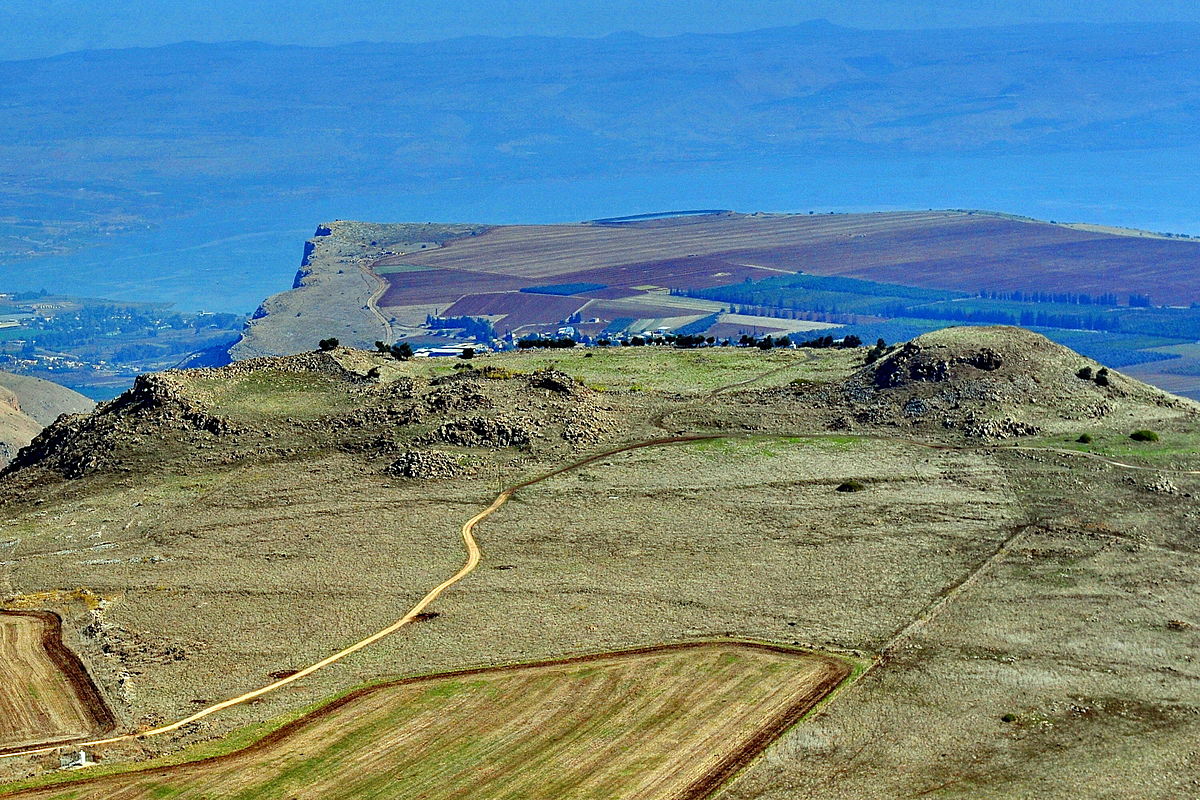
[60,749,96,769]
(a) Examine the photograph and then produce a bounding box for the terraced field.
[0,612,113,753]
[4,643,850,800]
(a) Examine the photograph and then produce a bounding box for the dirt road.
[0,435,717,761]
[360,263,394,343]
[2,419,1192,763]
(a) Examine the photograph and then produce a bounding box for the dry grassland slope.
[0,329,1196,798]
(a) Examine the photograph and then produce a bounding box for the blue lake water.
[4,147,1198,314]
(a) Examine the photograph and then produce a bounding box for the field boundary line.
[0,639,853,798]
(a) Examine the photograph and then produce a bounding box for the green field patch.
[1034,431,1200,467]
[187,370,359,422]
[372,264,433,275]
[2,643,853,800]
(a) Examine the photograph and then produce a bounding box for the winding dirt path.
[0,435,717,762]
[3,369,1195,764]
[360,263,394,344]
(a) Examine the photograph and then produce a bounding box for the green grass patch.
[1034,430,1200,467]
[372,264,433,275]
[395,347,856,394]
[187,370,359,422]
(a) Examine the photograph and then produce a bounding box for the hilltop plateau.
[0,327,1197,798]
[233,211,1200,400]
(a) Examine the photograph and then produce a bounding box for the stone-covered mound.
[0,348,624,484]
[838,326,1197,438]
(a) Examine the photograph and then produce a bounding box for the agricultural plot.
[375,211,1200,306]
[0,612,113,753]
[6,643,850,800]
[365,211,1200,396]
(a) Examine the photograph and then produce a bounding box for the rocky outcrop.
[825,326,1199,440]
[424,416,532,449]
[873,342,1004,388]
[3,373,232,479]
[385,449,464,479]
[529,369,583,394]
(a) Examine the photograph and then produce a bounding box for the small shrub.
[1076,366,1093,380]
[318,337,339,351]
[1001,713,1018,723]
[478,365,516,379]
[1094,367,1110,387]
[1130,430,1159,442]
[836,480,866,492]
[1076,433,1093,444]
[458,347,475,359]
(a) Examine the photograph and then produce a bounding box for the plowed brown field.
[0,612,114,753]
[4,642,849,800]
[374,211,1200,306]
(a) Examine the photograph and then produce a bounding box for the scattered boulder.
[424,416,532,448]
[873,342,1003,388]
[386,449,463,479]
[423,383,492,413]
[1143,476,1178,495]
[958,414,1040,440]
[529,369,581,394]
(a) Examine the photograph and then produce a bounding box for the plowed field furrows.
[442,292,588,327]
[377,212,953,279]
[374,211,1200,306]
[0,612,114,753]
[5,643,849,800]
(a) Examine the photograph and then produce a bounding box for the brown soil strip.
[678,654,850,800]
[0,611,115,756]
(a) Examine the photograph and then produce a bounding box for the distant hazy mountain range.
[1,22,1198,311]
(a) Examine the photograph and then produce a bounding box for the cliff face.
[227,221,486,362]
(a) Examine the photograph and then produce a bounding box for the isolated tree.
[390,342,414,360]
[459,347,475,359]
[318,337,339,351]
[1076,366,1094,380]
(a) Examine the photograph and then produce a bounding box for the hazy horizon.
[5,1,1200,61]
